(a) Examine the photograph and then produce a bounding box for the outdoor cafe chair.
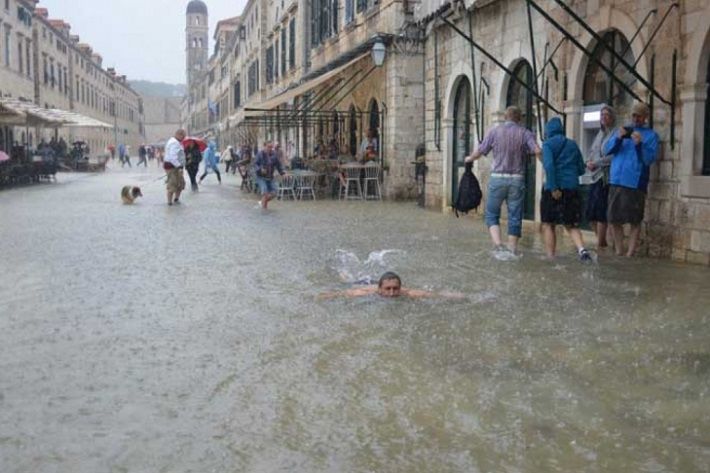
[277,173,296,200]
[295,172,317,200]
[363,162,382,200]
[339,164,363,200]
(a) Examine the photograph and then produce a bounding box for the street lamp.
[371,39,386,67]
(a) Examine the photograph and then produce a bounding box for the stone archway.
[680,6,710,197]
[450,76,472,205]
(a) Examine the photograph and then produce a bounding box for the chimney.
[34,7,49,18]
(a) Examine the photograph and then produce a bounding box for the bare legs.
[610,223,641,257]
[542,224,586,259]
[488,225,519,253]
[261,192,275,209]
[591,222,609,248]
[167,189,182,205]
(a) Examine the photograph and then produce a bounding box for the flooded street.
[1,167,709,473]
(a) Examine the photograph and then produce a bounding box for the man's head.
[505,106,522,123]
[265,141,274,152]
[175,129,186,141]
[600,104,616,128]
[377,272,402,297]
[631,102,649,127]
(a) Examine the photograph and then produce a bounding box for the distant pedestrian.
[465,106,541,256]
[603,102,660,257]
[137,144,148,167]
[254,141,284,209]
[199,141,221,184]
[540,117,591,262]
[585,105,616,249]
[222,145,234,173]
[184,141,202,191]
[164,129,186,205]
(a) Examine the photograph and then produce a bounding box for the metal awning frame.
[429,0,680,147]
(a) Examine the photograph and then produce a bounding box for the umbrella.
[182,137,207,153]
[0,151,9,162]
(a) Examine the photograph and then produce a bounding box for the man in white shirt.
[164,129,186,205]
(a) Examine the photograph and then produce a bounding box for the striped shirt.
[477,121,539,175]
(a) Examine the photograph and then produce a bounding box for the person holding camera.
[603,102,660,257]
[254,141,284,209]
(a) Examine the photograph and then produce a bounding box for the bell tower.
[186,0,208,89]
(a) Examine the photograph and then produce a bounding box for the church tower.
[186,0,209,89]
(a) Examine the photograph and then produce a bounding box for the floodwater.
[0,166,709,473]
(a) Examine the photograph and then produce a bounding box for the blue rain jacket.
[203,141,219,170]
[542,117,585,191]
[603,125,659,191]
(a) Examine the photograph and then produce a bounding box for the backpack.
[453,162,483,217]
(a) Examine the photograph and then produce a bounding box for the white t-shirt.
[165,137,185,167]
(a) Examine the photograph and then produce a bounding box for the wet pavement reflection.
[0,167,709,472]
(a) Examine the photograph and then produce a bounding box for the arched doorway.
[583,29,635,110]
[349,105,357,157]
[451,76,471,204]
[506,60,536,220]
[368,99,380,134]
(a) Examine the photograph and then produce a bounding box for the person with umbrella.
[182,137,205,191]
[199,140,221,184]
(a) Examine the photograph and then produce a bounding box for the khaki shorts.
[166,167,185,193]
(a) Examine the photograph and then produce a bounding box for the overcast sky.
[38,0,247,84]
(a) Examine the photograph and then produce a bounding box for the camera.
[622,126,634,138]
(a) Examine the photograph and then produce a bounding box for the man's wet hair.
[378,272,401,288]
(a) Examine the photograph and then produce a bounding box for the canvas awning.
[0,98,113,128]
[47,108,113,128]
[0,98,70,127]
[249,52,371,114]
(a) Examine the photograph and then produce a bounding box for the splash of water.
[332,249,406,284]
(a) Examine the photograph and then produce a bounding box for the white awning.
[0,98,113,128]
[0,98,70,126]
[47,108,113,129]
[249,52,371,114]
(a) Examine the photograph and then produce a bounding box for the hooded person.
[540,117,592,262]
[199,140,221,184]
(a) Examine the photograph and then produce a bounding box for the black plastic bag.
[453,162,482,217]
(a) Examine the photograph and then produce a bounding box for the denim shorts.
[485,176,525,237]
[256,177,277,195]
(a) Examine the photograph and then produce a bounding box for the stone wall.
[418,0,710,265]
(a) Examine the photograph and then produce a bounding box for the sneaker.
[173,198,180,205]
[579,248,592,263]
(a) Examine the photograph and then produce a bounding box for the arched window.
[349,105,357,157]
[199,38,203,48]
[368,99,379,133]
[451,77,471,204]
[195,17,200,26]
[192,38,197,48]
[506,60,535,131]
[583,30,635,108]
[506,60,536,220]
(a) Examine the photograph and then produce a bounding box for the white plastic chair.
[296,173,316,200]
[277,174,296,200]
[363,163,382,200]
[339,165,363,200]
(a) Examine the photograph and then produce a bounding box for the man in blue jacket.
[603,102,660,257]
[540,117,591,261]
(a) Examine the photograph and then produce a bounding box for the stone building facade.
[184,0,425,198]
[143,96,182,145]
[415,0,710,265]
[0,0,144,155]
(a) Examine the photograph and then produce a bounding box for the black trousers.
[186,164,199,187]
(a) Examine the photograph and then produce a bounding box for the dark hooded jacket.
[542,117,585,191]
